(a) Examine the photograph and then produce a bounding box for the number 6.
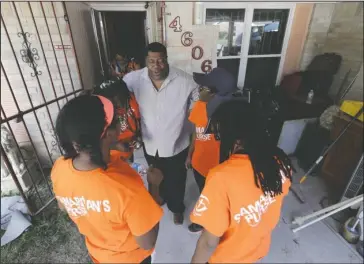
[201,60,212,73]
[181,31,193,47]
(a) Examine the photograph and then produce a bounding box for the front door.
[89,2,155,80]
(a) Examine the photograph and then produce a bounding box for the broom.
[290,71,362,203]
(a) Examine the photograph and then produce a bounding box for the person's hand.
[147,166,163,187]
[129,138,142,150]
[185,154,192,169]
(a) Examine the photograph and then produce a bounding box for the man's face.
[146,52,168,80]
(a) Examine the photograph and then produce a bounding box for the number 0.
[192,46,204,60]
[169,16,182,32]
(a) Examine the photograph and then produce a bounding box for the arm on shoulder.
[189,80,199,111]
[123,70,138,93]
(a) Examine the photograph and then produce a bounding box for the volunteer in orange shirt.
[93,79,141,161]
[186,68,237,233]
[190,99,293,263]
[51,95,163,263]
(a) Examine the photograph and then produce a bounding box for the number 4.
[169,16,182,32]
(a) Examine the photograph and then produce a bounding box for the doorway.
[104,11,147,65]
[90,2,152,79]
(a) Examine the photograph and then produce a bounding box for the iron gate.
[1,2,84,215]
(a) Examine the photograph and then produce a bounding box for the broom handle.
[300,106,364,184]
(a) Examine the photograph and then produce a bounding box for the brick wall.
[345,63,363,101]
[1,2,82,167]
[300,2,363,100]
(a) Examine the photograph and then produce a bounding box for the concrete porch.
[134,149,363,263]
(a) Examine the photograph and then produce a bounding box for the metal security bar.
[1,2,84,215]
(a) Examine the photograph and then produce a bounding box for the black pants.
[141,255,151,264]
[144,147,188,214]
[193,168,206,193]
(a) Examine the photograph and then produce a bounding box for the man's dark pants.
[143,146,188,214]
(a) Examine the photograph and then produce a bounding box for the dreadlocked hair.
[210,100,292,197]
[55,95,117,170]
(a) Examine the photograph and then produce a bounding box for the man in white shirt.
[124,42,199,225]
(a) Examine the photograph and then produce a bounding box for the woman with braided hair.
[190,99,292,263]
[51,95,163,263]
[93,78,141,161]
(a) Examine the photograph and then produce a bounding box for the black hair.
[146,42,167,57]
[93,79,139,135]
[55,95,118,170]
[210,100,292,197]
[93,79,131,109]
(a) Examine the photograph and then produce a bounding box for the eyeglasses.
[199,86,212,93]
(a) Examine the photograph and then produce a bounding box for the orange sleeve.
[190,173,230,237]
[188,103,199,125]
[124,187,163,237]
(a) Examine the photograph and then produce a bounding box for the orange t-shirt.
[190,154,291,263]
[51,151,162,263]
[188,101,220,177]
[117,94,141,142]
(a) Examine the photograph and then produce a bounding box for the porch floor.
[134,149,363,263]
[1,150,362,263]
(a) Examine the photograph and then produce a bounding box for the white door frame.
[86,2,156,44]
[201,2,296,88]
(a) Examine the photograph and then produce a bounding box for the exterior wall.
[164,2,218,75]
[281,3,314,76]
[1,2,82,167]
[344,63,363,101]
[300,3,336,70]
[150,2,163,43]
[300,2,363,100]
[64,2,100,90]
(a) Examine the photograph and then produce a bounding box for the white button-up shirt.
[124,67,199,157]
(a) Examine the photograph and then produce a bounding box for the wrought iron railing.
[1,1,84,215]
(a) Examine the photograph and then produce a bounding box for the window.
[248,9,289,55]
[206,9,245,57]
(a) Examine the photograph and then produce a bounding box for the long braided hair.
[210,99,292,197]
[93,78,139,135]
